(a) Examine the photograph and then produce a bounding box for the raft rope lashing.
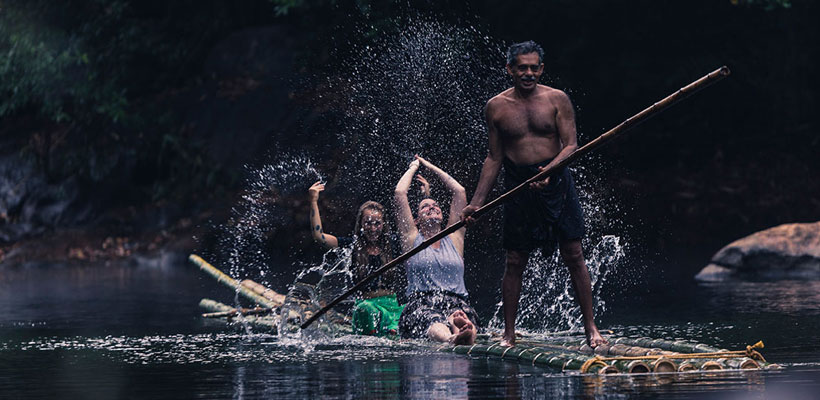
[578,341,766,373]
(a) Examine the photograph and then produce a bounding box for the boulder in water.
[695,222,820,281]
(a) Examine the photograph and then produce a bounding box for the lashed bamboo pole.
[241,279,286,306]
[451,343,612,373]
[722,357,760,370]
[202,306,272,319]
[527,337,770,371]
[613,360,651,373]
[198,298,280,331]
[519,338,676,359]
[189,254,280,309]
[677,361,697,372]
[650,358,678,373]
[612,337,724,353]
[302,66,731,330]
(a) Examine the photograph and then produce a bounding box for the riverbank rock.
[695,222,820,281]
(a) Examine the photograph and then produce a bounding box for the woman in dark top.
[308,181,406,336]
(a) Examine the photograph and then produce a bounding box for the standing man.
[462,41,607,347]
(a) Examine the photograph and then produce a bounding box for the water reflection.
[699,280,820,316]
[404,355,470,398]
[3,259,820,398]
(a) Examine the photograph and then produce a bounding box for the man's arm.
[530,90,578,189]
[462,101,503,223]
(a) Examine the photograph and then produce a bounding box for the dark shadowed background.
[1,0,816,292]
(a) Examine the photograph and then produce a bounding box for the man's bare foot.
[586,326,608,348]
[499,334,515,347]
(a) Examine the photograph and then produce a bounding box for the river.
[1,253,819,399]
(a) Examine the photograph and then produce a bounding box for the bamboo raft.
[191,254,777,374]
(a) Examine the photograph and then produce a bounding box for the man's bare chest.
[495,103,557,139]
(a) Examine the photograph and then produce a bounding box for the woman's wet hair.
[352,201,393,269]
[506,40,544,65]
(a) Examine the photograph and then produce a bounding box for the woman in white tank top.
[393,155,478,345]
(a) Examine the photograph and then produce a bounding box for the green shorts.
[352,294,405,337]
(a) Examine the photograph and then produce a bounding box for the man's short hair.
[506,41,544,65]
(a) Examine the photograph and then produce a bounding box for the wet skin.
[360,209,384,246]
[463,52,607,348]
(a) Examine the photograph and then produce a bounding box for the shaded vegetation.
[0,0,816,270]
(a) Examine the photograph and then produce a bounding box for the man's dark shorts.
[398,291,479,339]
[502,157,586,256]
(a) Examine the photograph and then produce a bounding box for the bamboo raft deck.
[191,254,777,374]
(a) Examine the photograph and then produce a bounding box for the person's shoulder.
[486,88,515,111]
[337,236,354,247]
[540,86,570,102]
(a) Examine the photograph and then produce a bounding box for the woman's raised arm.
[308,181,339,248]
[394,159,420,251]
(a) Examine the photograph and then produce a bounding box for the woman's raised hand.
[308,181,325,202]
[415,174,431,197]
[414,154,432,169]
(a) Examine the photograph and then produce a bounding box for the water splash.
[278,246,356,345]
[487,235,626,333]
[207,153,323,322]
[319,17,508,199]
[207,14,638,340]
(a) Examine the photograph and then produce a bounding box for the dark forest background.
[0,0,816,287]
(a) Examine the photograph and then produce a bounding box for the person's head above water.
[354,201,386,243]
[506,40,544,93]
[415,197,443,233]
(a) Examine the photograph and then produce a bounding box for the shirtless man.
[462,41,607,347]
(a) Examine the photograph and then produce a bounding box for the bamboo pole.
[199,298,234,313]
[241,279,286,307]
[677,361,697,372]
[452,343,610,373]
[613,360,651,374]
[650,358,678,373]
[722,357,760,370]
[189,254,280,309]
[301,66,731,330]
[699,360,725,371]
[202,307,272,319]
[613,337,724,354]
[198,298,280,331]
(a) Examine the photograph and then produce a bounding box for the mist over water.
[207,16,635,335]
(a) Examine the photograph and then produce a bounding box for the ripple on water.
[5,333,438,365]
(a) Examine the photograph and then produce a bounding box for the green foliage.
[0,1,129,122]
[0,0,245,201]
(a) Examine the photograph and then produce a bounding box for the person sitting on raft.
[308,182,405,337]
[394,155,479,345]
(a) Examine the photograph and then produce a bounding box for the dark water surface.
[1,257,819,399]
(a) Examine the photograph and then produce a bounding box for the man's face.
[506,52,543,91]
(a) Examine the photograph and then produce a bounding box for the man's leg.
[502,250,529,346]
[559,239,607,347]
